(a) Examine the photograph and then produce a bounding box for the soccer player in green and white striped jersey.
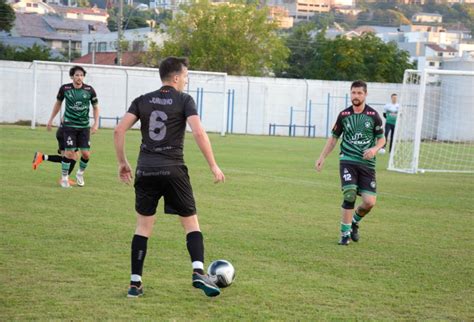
[316,80,385,245]
[46,66,100,188]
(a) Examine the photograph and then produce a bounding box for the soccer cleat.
[60,177,71,188]
[127,285,144,298]
[192,273,221,297]
[76,171,84,187]
[351,222,360,242]
[338,235,351,246]
[32,152,44,170]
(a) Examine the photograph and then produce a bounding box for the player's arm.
[47,100,62,131]
[363,136,385,160]
[91,104,100,134]
[114,112,138,184]
[187,115,225,183]
[315,136,338,172]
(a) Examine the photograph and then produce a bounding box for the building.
[265,0,331,22]
[73,52,144,66]
[81,27,166,57]
[412,13,443,24]
[50,5,109,23]
[11,13,109,58]
[11,0,55,14]
[268,6,294,29]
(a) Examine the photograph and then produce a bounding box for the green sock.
[341,222,351,237]
[353,212,363,223]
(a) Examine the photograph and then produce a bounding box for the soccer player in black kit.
[114,57,225,298]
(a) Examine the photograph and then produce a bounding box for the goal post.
[388,69,474,174]
[30,60,228,135]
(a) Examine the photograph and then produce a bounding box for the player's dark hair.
[351,80,367,92]
[69,66,86,77]
[391,93,398,97]
[159,57,189,81]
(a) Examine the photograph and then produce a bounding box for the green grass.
[1,125,473,320]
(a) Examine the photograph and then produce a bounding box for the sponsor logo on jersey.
[367,111,375,115]
[150,97,173,105]
[341,111,351,116]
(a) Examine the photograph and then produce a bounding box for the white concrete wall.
[0,60,403,137]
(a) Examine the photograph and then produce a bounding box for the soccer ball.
[207,260,235,288]
[378,148,386,155]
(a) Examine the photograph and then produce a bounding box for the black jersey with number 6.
[127,86,198,168]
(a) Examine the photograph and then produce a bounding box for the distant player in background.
[46,65,100,188]
[315,80,385,246]
[32,124,77,186]
[379,93,399,154]
[114,57,225,298]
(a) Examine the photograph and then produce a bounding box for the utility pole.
[117,0,123,66]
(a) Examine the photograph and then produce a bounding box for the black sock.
[47,155,62,163]
[131,234,148,285]
[68,159,76,175]
[186,231,204,274]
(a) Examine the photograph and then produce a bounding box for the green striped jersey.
[57,83,98,128]
[331,105,384,169]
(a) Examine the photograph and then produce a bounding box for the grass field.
[1,125,473,320]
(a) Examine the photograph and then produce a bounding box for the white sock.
[131,274,142,282]
[192,261,204,271]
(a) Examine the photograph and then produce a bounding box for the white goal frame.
[388,68,474,174]
[30,60,228,136]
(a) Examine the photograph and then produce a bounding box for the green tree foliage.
[0,0,15,32]
[0,43,62,62]
[107,5,151,31]
[277,30,414,83]
[148,0,289,76]
[76,0,90,8]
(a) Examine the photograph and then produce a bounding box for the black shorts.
[63,126,90,151]
[56,126,65,153]
[339,162,377,195]
[134,165,196,216]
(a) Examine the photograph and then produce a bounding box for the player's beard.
[352,99,364,107]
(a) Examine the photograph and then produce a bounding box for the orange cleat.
[32,152,44,170]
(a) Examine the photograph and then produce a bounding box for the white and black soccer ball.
[207,260,235,288]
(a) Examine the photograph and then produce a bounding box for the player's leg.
[165,165,220,297]
[128,173,160,298]
[339,163,358,245]
[351,166,377,242]
[388,124,395,152]
[57,126,77,178]
[61,127,78,188]
[75,128,91,187]
[32,128,64,169]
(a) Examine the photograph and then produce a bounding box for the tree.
[0,43,62,62]
[146,0,289,76]
[0,0,15,32]
[278,30,414,83]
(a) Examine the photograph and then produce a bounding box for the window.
[98,42,107,52]
[429,61,435,66]
[438,52,443,57]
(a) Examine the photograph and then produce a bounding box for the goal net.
[388,69,474,174]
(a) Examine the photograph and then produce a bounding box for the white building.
[81,27,167,56]
[412,13,442,24]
